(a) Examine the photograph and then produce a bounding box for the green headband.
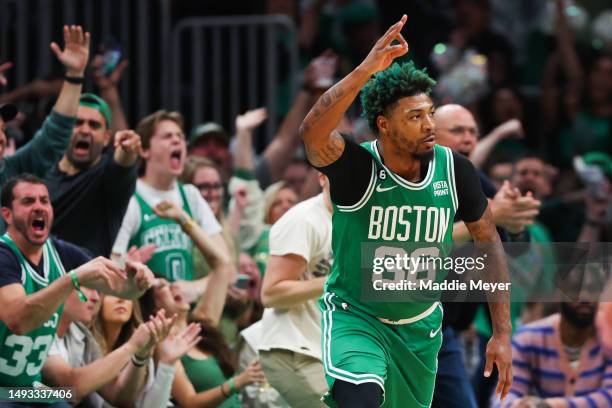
[79,93,112,128]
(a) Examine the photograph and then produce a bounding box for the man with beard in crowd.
[501,292,612,407]
[0,25,91,233]
[0,174,154,402]
[45,94,141,257]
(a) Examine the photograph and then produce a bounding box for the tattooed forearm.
[306,131,345,167]
[299,66,372,167]
[466,206,512,336]
[303,81,354,125]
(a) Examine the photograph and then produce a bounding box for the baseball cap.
[189,122,230,147]
[0,104,17,122]
[79,93,112,128]
[582,151,612,177]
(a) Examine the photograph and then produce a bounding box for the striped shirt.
[500,314,612,408]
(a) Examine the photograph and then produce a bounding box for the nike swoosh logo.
[430,325,442,338]
[376,184,397,193]
[143,214,157,222]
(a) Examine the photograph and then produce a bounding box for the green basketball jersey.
[325,142,457,321]
[0,234,66,387]
[128,183,194,282]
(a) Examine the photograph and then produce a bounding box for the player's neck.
[142,167,176,191]
[378,140,423,182]
[7,230,44,265]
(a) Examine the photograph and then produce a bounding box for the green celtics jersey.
[0,234,66,387]
[326,142,457,321]
[128,183,194,282]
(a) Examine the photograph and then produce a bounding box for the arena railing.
[169,15,299,145]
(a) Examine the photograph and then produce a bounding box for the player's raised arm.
[299,14,409,167]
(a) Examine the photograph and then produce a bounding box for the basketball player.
[299,15,512,408]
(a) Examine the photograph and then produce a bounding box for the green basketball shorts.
[319,292,443,408]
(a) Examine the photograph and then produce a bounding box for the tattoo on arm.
[306,131,345,167]
[466,206,512,335]
[304,83,349,123]
[300,71,366,167]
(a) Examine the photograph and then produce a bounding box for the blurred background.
[0,2,611,406]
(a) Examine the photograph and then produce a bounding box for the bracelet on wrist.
[180,217,196,234]
[64,75,85,84]
[229,376,238,394]
[69,270,88,302]
[131,354,147,367]
[219,383,229,398]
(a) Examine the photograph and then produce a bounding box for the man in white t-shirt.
[259,172,333,408]
[112,110,233,307]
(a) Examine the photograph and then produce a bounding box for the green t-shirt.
[181,354,240,408]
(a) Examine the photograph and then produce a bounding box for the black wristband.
[64,75,85,84]
[131,355,147,367]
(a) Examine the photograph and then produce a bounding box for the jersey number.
[372,246,440,284]
[166,254,185,281]
[0,334,53,377]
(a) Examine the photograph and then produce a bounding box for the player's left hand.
[484,332,513,401]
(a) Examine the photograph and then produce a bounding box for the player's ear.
[376,115,388,136]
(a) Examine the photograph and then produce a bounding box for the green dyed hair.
[360,61,436,134]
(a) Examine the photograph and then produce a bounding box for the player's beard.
[412,149,434,162]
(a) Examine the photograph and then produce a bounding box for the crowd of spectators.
[0,0,611,407]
